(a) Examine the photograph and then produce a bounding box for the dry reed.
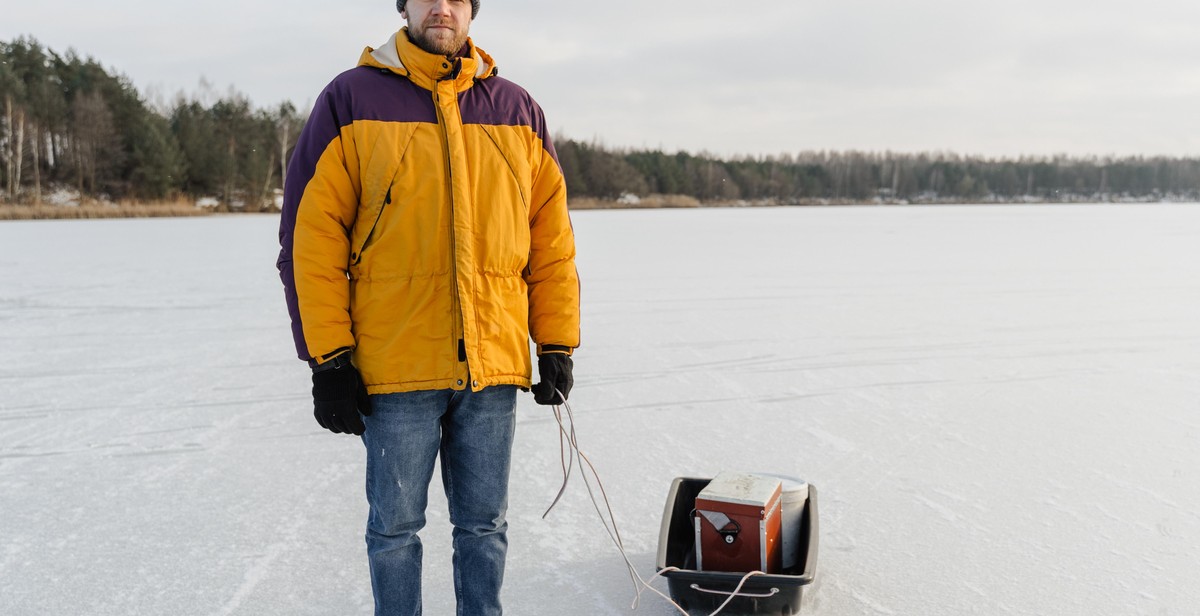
[0,202,212,221]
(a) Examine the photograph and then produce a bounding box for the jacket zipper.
[434,82,466,377]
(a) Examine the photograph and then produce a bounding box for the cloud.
[5,0,1200,156]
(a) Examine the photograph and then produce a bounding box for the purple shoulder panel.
[340,67,438,124]
[459,76,535,128]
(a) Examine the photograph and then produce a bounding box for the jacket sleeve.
[524,103,581,353]
[277,81,362,363]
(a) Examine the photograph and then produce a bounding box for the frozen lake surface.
[2,204,1198,615]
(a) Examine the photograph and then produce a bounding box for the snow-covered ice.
[1,204,1198,615]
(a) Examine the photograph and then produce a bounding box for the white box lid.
[697,471,782,507]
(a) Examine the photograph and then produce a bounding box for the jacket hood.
[358,28,496,92]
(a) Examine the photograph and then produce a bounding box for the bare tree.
[27,117,40,203]
[274,101,302,192]
[70,90,116,197]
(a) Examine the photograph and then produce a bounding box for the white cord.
[542,390,768,615]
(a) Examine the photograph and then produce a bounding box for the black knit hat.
[397,0,479,19]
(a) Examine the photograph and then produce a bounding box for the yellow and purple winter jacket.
[277,29,580,394]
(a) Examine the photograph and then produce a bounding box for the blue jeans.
[361,385,518,616]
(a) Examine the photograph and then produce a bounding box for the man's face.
[403,0,473,57]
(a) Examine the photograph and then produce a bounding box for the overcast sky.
[5,0,1200,158]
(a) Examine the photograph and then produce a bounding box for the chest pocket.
[478,124,532,215]
[349,123,420,266]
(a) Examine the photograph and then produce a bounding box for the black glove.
[532,352,573,405]
[312,359,372,435]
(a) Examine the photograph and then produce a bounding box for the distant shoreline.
[567,196,1200,210]
[2,198,1196,221]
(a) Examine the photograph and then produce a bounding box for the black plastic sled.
[655,477,819,616]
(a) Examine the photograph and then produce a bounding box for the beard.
[408,18,469,56]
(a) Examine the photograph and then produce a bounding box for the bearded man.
[276,1,580,613]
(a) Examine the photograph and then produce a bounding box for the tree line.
[4,36,1199,210]
[557,140,1200,205]
[1,37,302,210]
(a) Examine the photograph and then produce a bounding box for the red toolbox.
[694,472,783,574]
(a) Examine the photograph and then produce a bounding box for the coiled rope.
[541,390,766,615]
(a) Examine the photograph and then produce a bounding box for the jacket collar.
[359,28,496,92]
